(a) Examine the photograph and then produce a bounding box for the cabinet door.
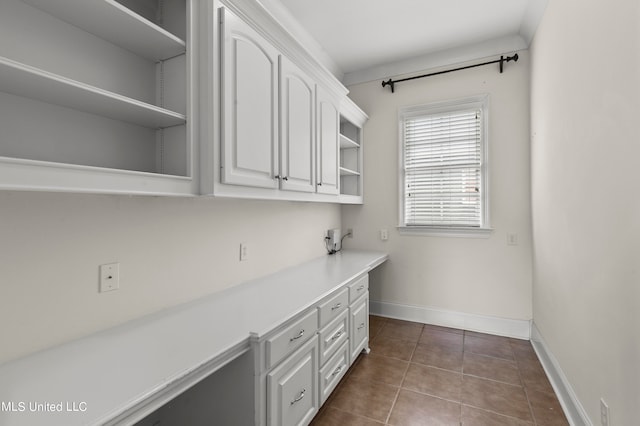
[267,337,318,426]
[315,86,340,195]
[350,295,369,362]
[279,57,315,192]
[221,7,279,189]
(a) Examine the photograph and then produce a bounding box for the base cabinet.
[253,273,370,426]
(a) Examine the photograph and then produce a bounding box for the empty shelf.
[339,167,360,176]
[340,134,360,149]
[21,0,186,61]
[0,56,186,128]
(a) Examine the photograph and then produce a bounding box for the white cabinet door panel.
[221,8,279,189]
[316,86,339,195]
[280,57,315,193]
[350,295,369,362]
[267,337,318,426]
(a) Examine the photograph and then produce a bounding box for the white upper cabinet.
[279,56,315,193]
[220,7,279,189]
[316,86,340,195]
[0,0,196,196]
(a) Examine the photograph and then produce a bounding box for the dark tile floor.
[311,315,569,426]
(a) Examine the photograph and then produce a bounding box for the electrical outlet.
[507,233,519,245]
[99,263,120,293]
[239,243,249,261]
[380,229,388,241]
[346,228,353,238]
[600,398,610,426]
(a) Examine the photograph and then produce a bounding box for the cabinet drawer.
[318,310,348,366]
[350,295,369,362]
[318,341,349,404]
[267,309,318,369]
[348,274,368,304]
[318,288,348,328]
[267,337,318,426]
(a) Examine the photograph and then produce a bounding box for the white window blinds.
[403,108,483,227]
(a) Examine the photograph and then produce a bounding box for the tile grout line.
[383,325,420,425]
[511,342,538,425]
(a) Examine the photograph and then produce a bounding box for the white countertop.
[0,250,388,426]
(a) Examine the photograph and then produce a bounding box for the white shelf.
[339,134,359,149]
[20,0,186,61]
[0,157,195,195]
[339,166,360,177]
[0,56,186,129]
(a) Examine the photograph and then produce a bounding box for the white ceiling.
[267,0,547,85]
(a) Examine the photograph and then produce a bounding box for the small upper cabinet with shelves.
[0,0,195,195]
[339,97,368,203]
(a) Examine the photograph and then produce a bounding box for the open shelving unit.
[338,98,367,203]
[0,0,195,195]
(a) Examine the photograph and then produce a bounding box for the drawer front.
[267,309,318,369]
[268,337,318,426]
[318,310,348,366]
[350,295,369,362]
[348,274,368,304]
[318,341,349,404]
[318,288,348,328]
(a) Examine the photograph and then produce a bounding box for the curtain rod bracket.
[381,78,395,93]
[382,53,519,93]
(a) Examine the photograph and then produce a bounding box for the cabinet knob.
[282,176,288,181]
[317,182,322,186]
[274,175,281,180]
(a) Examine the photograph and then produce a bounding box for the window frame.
[397,95,492,237]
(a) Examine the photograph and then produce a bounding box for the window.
[399,96,490,236]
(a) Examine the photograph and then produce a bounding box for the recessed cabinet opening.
[339,118,361,197]
[0,0,190,183]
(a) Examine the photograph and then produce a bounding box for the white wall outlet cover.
[239,243,249,261]
[99,263,120,293]
[380,229,389,241]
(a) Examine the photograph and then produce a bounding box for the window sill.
[397,226,493,238]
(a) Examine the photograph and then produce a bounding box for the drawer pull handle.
[357,285,365,291]
[330,330,343,342]
[289,329,305,342]
[331,303,342,311]
[331,365,343,377]
[290,389,306,405]
[357,322,365,331]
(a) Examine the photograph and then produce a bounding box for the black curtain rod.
[381,53,519,93]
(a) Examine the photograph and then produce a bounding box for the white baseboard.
[531,323,592,426]
[369,300,531,340]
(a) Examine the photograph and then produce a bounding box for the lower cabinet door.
[350,295,369,362]
[267,337,319,426]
